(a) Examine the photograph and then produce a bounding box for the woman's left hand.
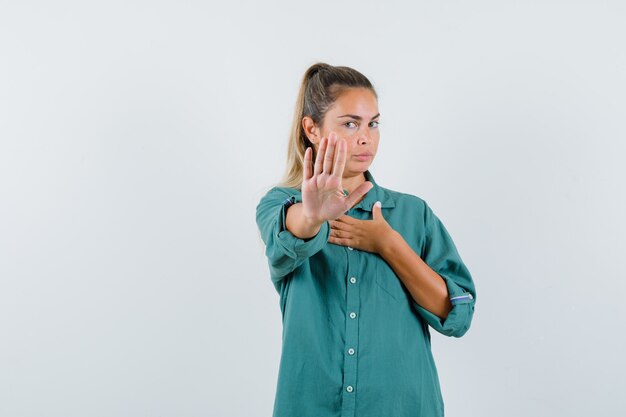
[329,201,398,254]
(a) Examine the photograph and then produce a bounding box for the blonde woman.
[256,62,477,417]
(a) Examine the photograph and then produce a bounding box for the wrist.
[300,205,325,229]
[379,229,402,257]
[302,213,325,235]
[286,202,324,240]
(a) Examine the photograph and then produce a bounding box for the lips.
[353,153,373,161]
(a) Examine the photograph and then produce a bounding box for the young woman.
[256,62,477,417]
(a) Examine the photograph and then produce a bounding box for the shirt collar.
[343,170,396,212]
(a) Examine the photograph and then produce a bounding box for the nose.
[357,126,370,145]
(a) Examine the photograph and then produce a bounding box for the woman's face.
[304,87,380,178]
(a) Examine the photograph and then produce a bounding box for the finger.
[336,214,357,225]
[323,133,337,174]
[345,181,374,209]
[313,137,327,176]
[328,236,350,246]
[332,229,352,239]
[330,219,350,230]
[332,138,347,178]
[332,214,350,223]
[372,200,383,220]
[303,147,313,180]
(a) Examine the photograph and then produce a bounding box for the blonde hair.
[278,62,377,189]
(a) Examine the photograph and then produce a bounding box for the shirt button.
[349,312,357,319]
[347,246,353,251]
[350,277,357,284]
[348,348,355,355]
[346,385,354,393]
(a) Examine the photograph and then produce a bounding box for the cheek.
[344,141,358,154]
[372,137,380,152]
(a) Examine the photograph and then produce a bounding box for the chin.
[346,162,373,175]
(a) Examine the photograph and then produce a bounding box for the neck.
[342,171,368,197]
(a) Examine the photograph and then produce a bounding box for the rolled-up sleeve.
[412,202,477,338]
[255,188,330,282]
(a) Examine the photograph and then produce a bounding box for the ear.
[302,116,321,145]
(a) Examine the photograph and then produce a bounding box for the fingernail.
[375,201,381,207]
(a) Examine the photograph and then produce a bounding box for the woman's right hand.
[301,132,373,226]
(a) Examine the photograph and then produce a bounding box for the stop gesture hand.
[301,132,373,224]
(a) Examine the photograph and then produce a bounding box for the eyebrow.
[337,113,380,120]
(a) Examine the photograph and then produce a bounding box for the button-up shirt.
[255,170,477,417]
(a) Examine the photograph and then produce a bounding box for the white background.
[1,1,625,416]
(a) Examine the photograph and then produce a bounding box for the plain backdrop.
[1,1,625,416]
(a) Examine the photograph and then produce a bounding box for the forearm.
[380,231,452,319]
[286,203,326,240]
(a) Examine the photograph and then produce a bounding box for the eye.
[370,121,380,128]
[344,121,357,128]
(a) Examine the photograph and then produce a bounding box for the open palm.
[301,132,373,224]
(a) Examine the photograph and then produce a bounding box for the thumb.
[372,201,383,221]
[345,181,374,209]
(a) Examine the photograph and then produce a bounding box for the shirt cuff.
[275,195,330,260]
[412,274,476,338]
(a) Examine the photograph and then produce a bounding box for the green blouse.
[255,170,477,417]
